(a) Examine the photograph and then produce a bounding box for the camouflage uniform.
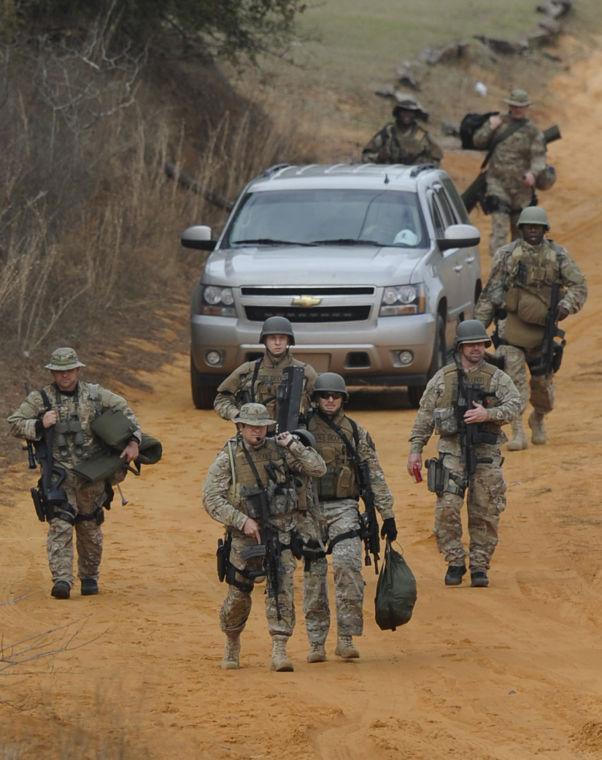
[362,122,443,166]
[409,361,520,571]
[8,380,140,588]
[202,435,326,643]
[214,352,317,423]
[473,116,546,255]
[306,410,394,638]
[475,238,587,417]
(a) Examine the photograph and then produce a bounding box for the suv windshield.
[225,188,428,248]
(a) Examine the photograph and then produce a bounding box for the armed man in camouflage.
[7,348,141,599]
[305,373,397,660]
[473,88,547,256]
[407,322,520,588]
[203,403,326,672]
[361,95,443,166]
[475,207,587,449]
[214,316,317,423]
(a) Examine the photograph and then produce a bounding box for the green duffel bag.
[374,539,417,631]
[73,453,126,483]
[137,434,162,465]
[91,409,136,450]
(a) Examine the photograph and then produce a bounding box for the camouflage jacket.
[473,115,546,194]
[409,360,521,457]
[474,238,587,328]
[213,351,317,422]
[306,410,394,519]
[362,122,443,165]
[203,436,326,533]
[7,381,141,469]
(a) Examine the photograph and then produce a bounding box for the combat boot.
[444,564,466,586]
[271,635,294,672]
[471,570,489,588]
[220,634,240,670]
[307,642,327,663]
[80,578,99,596]
[528,411,547,445]
[507,418,528,451]
[335,635,360,660]
[51,581,70,599]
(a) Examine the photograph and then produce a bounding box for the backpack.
[459,111,499,150]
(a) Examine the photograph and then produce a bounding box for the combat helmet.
[392,94,428,121]
[313,372,349,401]
[234,403,275,426]
[259,315,295,345]
[455,320,491,348]
[45,347,85,371]
[517,206,550,229]
[504,88,531,107]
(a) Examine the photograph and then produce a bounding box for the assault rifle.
[276,365,305,433]
[243,487,283,620]
[529,282,566,377]
[30,416,69,523]
[456,368,498,487]
[356,459,381,575]
[462,124,561,213]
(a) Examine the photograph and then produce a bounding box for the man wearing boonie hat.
[473,87,547,255]
[8,347,141,600]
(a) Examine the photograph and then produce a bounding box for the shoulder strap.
[241,441,266,491]
[249,358,262,403]
[481,118,528,170]
[317,410,358,463]
[227,440,237,494]
[39,389,52,411]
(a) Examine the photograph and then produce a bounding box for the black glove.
[556,304,570,321]
[380,517,397,542]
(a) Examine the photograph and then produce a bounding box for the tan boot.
[220,634,240,670]
[528,411,547,445]
[507,418,528,451]
[307,642,327,663]
[271,635,294,672]
[335,635,360,660]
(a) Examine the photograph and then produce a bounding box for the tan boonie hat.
[234,403,275,426]
[504,88,531,107]
[45,347,85,371]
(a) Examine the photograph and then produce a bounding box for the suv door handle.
[453,264,463,272]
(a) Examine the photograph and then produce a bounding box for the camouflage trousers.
[295,511,329,646]
[434,452,506,571]
[497,343,554,415]
[48,474,106,586]
[220,529,297,639]
[486,176,533,256]
[319,499,365,638]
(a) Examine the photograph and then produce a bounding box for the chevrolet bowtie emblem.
[292,295,322,307]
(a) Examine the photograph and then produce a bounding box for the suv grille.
[241,286,374,296]
[245,306,371,323]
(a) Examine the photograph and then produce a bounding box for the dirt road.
[2,51,602,760]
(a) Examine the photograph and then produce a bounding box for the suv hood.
[204,244,428,286]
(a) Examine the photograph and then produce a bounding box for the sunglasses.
[317,392,344,400]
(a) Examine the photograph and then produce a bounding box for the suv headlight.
[198,285,235,316]
[379,284,426,316]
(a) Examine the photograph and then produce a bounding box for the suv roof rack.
[262,163,292,177]
[409,163,437,177]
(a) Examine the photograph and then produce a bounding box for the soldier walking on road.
[473,88,547,256]
[214,316,317,423]
[203,403,326,672]
[475,207,587,449]
[7,348,141,599]
[306,373,397,660]
[407,322,521,588]
[362,96,443,166]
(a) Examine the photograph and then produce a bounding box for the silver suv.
[181,163,481,408]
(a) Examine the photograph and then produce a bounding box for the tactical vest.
[434,363,501,438]
[503,240,561,349]
[226,437,298,518]
[307,413,359,501]
[242,355,307,419]
[384,123,429,164]
[43,383,102,462]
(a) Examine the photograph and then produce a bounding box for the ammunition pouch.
[433,407,458,436]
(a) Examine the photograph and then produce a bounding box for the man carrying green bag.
[375,539,417,631]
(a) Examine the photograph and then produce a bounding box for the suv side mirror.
[437,224,480,251]
[181,225,216,251]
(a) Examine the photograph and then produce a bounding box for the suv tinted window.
[225,188,428,248]
[442,177,469,223]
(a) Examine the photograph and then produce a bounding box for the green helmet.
[45,347,85,371]
[504,88,531,107]
[517,206,549,229]
[455,320,491,348]
[259,316,295,345]
[313,372,349,401]
[234,402,275,426]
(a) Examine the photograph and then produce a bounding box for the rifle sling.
[480,118,528,170]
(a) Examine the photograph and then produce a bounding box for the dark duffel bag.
[375,539,417,631]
